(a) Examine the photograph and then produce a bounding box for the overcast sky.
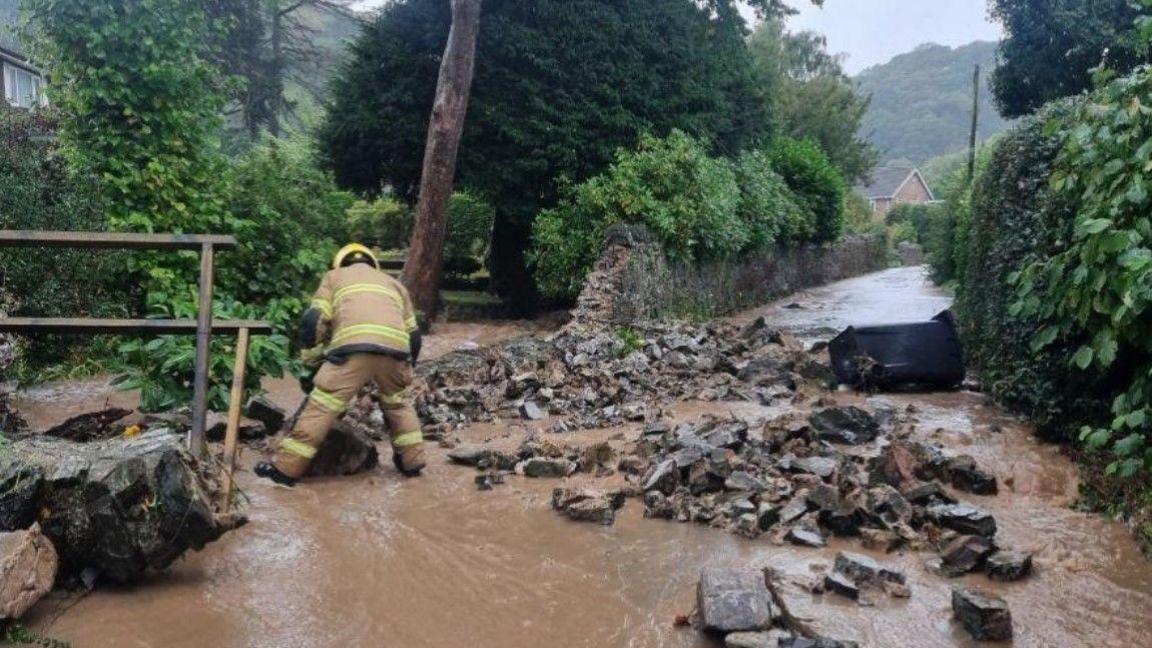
[355,1,1003,76]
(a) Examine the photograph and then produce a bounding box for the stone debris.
[807,407,879,445]
[779,638,861,648]
[0,524,57,621]
[521,457,572,478]
[940,534,995,576]
[0,429,244,584]
[928,503,997,538]
[952,587,1013,641]
[822,551,909,604]
[725,630,795,647]
[697,567,776,635]
[206,412,266,442]
[551,488,625,525]
[246,396,287,435]
[307,420,380,477]
[985,550,1033,582]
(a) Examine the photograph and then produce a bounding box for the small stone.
[697,567,775,634]
[725,630,794,648]
[985,550,1033,582]
[520,401,547,421]
[928,503,997,537]
[902,481,955,506]
[823,570,859,599]
[952,587,1013,641]
[448,444,493,466]
[641,459,679,494]
[725,471,766,492]
[808,407,880,445]
[793,456,838,479]
[833,551,905,586]
[946,455,998,495]
[779,639,860,648]
[940,535,994,576]
[522,457,571,478]
[859,528,902,553]
[551,488,624,525]
[245,396,287,434]
[786,527,826,548]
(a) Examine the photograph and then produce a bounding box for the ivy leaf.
[1031,325,1059,351]
[1072,345,1095,369]
[1085,428,1112,449]
[1077,218,1113,236]
[1113,433,1145,456]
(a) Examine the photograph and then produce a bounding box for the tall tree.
[990,0,1150,117]
[748,19,876,183]
[402,0,482,317]
[320,0,773,310]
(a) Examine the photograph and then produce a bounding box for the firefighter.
[255,243,425,486]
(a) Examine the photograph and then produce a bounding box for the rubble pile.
[0,429,245,585]
[405,317,824,436]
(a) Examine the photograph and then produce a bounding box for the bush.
[769,137,847,244]
[346,196,412,251]
[734,149,809,248]
[885,203,937,245]
[445,191,495,277]
[530,130,747,300]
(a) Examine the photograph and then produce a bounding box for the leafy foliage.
[734,149,809,249]
[856,42,1012,164]
[530,131,746,300]
[1011,62,1152,475]
[345,196,412,252]
[989,0,1150,118]
[319,0,773,306]
[769,137,847,244]
[748,19,876,183]
[444,191,495,277]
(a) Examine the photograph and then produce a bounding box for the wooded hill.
[855,41,1012,165]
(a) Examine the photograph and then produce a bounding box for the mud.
[17,267,1152,647]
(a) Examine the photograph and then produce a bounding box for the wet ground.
[18,266,1152,647]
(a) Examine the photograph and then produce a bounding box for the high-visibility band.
[280,438,318,459]
[310,388,346,413]
[333,283,403,309]
[380,389,408,406]
[404,315,418,331]
[310,298,333,318]
[392,430,424,448]
[331,324,410,347]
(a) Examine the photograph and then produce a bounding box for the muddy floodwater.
[19,267,1152,647]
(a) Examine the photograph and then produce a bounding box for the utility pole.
[968,64,980,183]
[402,0,483,319]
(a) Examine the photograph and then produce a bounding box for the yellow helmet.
[333,243,379,270]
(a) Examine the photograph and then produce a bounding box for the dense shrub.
[769,137,847,244]
[444,191,496,277]
[884,203,937,245]
[734,149,809,248]
[530,131,747,300]
[955,101,1108,441]
[346,196,412,251]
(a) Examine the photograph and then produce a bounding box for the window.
[4,63,42,109]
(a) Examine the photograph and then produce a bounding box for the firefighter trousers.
[272,353,424,479]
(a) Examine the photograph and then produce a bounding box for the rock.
[641,459,679,494]
[0,429,245,584]
[940,535,994,576]
[823,570,859,599]
[779,638,860,648]
[793,456,838,480]
[808,407,879,445]
[833,552,905,586]
[551,488,624,525]
[725,630,794,648]
[474,472,505,491]
[868,443,921,490]
[0,524,57,620]
[308,421,380,477]
[697,567,775,634]
[448,444,493,466]
[786,527,826,548]
[778,495,810,525]
[725,471,766,492]
[522,457,572,478]
[928,503,997,537]
[245,396,287,434]
[952,587,1013,641]
[946,456,998,495]
[40,407,133,442]
[205,413,266,442]
[738,358,793,386]
[985,550,1033,582]
[820,504,864,537]
[520,401,547,421]
[859,528,902,553]
[902,481,955,506]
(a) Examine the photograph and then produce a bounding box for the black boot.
[255,462,297,487]
[392,452,423,478]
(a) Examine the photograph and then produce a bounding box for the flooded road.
[19,267,1152,647]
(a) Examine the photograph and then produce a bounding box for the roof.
[854,167,933,201]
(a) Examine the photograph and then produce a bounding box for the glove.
[299,344,326,369]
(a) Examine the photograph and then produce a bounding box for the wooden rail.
[0,230,266,457]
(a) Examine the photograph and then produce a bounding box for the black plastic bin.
[828,310,964,389]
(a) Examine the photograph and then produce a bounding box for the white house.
[1,44,46,109]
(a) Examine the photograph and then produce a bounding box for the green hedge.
[956,101,1111,441]
[769,137,847,244]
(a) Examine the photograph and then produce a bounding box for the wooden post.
[401,0,483,319]
[190,243,216,457]
[221,327,250,510]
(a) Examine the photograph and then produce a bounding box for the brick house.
[855,167,935,217]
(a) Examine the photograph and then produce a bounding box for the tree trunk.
[267,0,285,138]
[402,0,483,319]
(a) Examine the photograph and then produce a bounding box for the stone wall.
[574,225,889,324]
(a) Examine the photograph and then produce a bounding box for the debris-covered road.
[19,267,1152,647]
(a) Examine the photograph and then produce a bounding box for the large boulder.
[0,524,56,620]
[0,429,245,584]
[697,567,775,635]
[307,421,380,477]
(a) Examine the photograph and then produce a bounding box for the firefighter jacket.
[298,263,420,366]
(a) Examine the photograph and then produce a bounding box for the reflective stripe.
[281,438,317,459]
[404,315,418,331]
[331,324,410,347]
[392,430,424,448]
[333,283,404,309]
[310,388,346,413]
[311,298,333,318]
